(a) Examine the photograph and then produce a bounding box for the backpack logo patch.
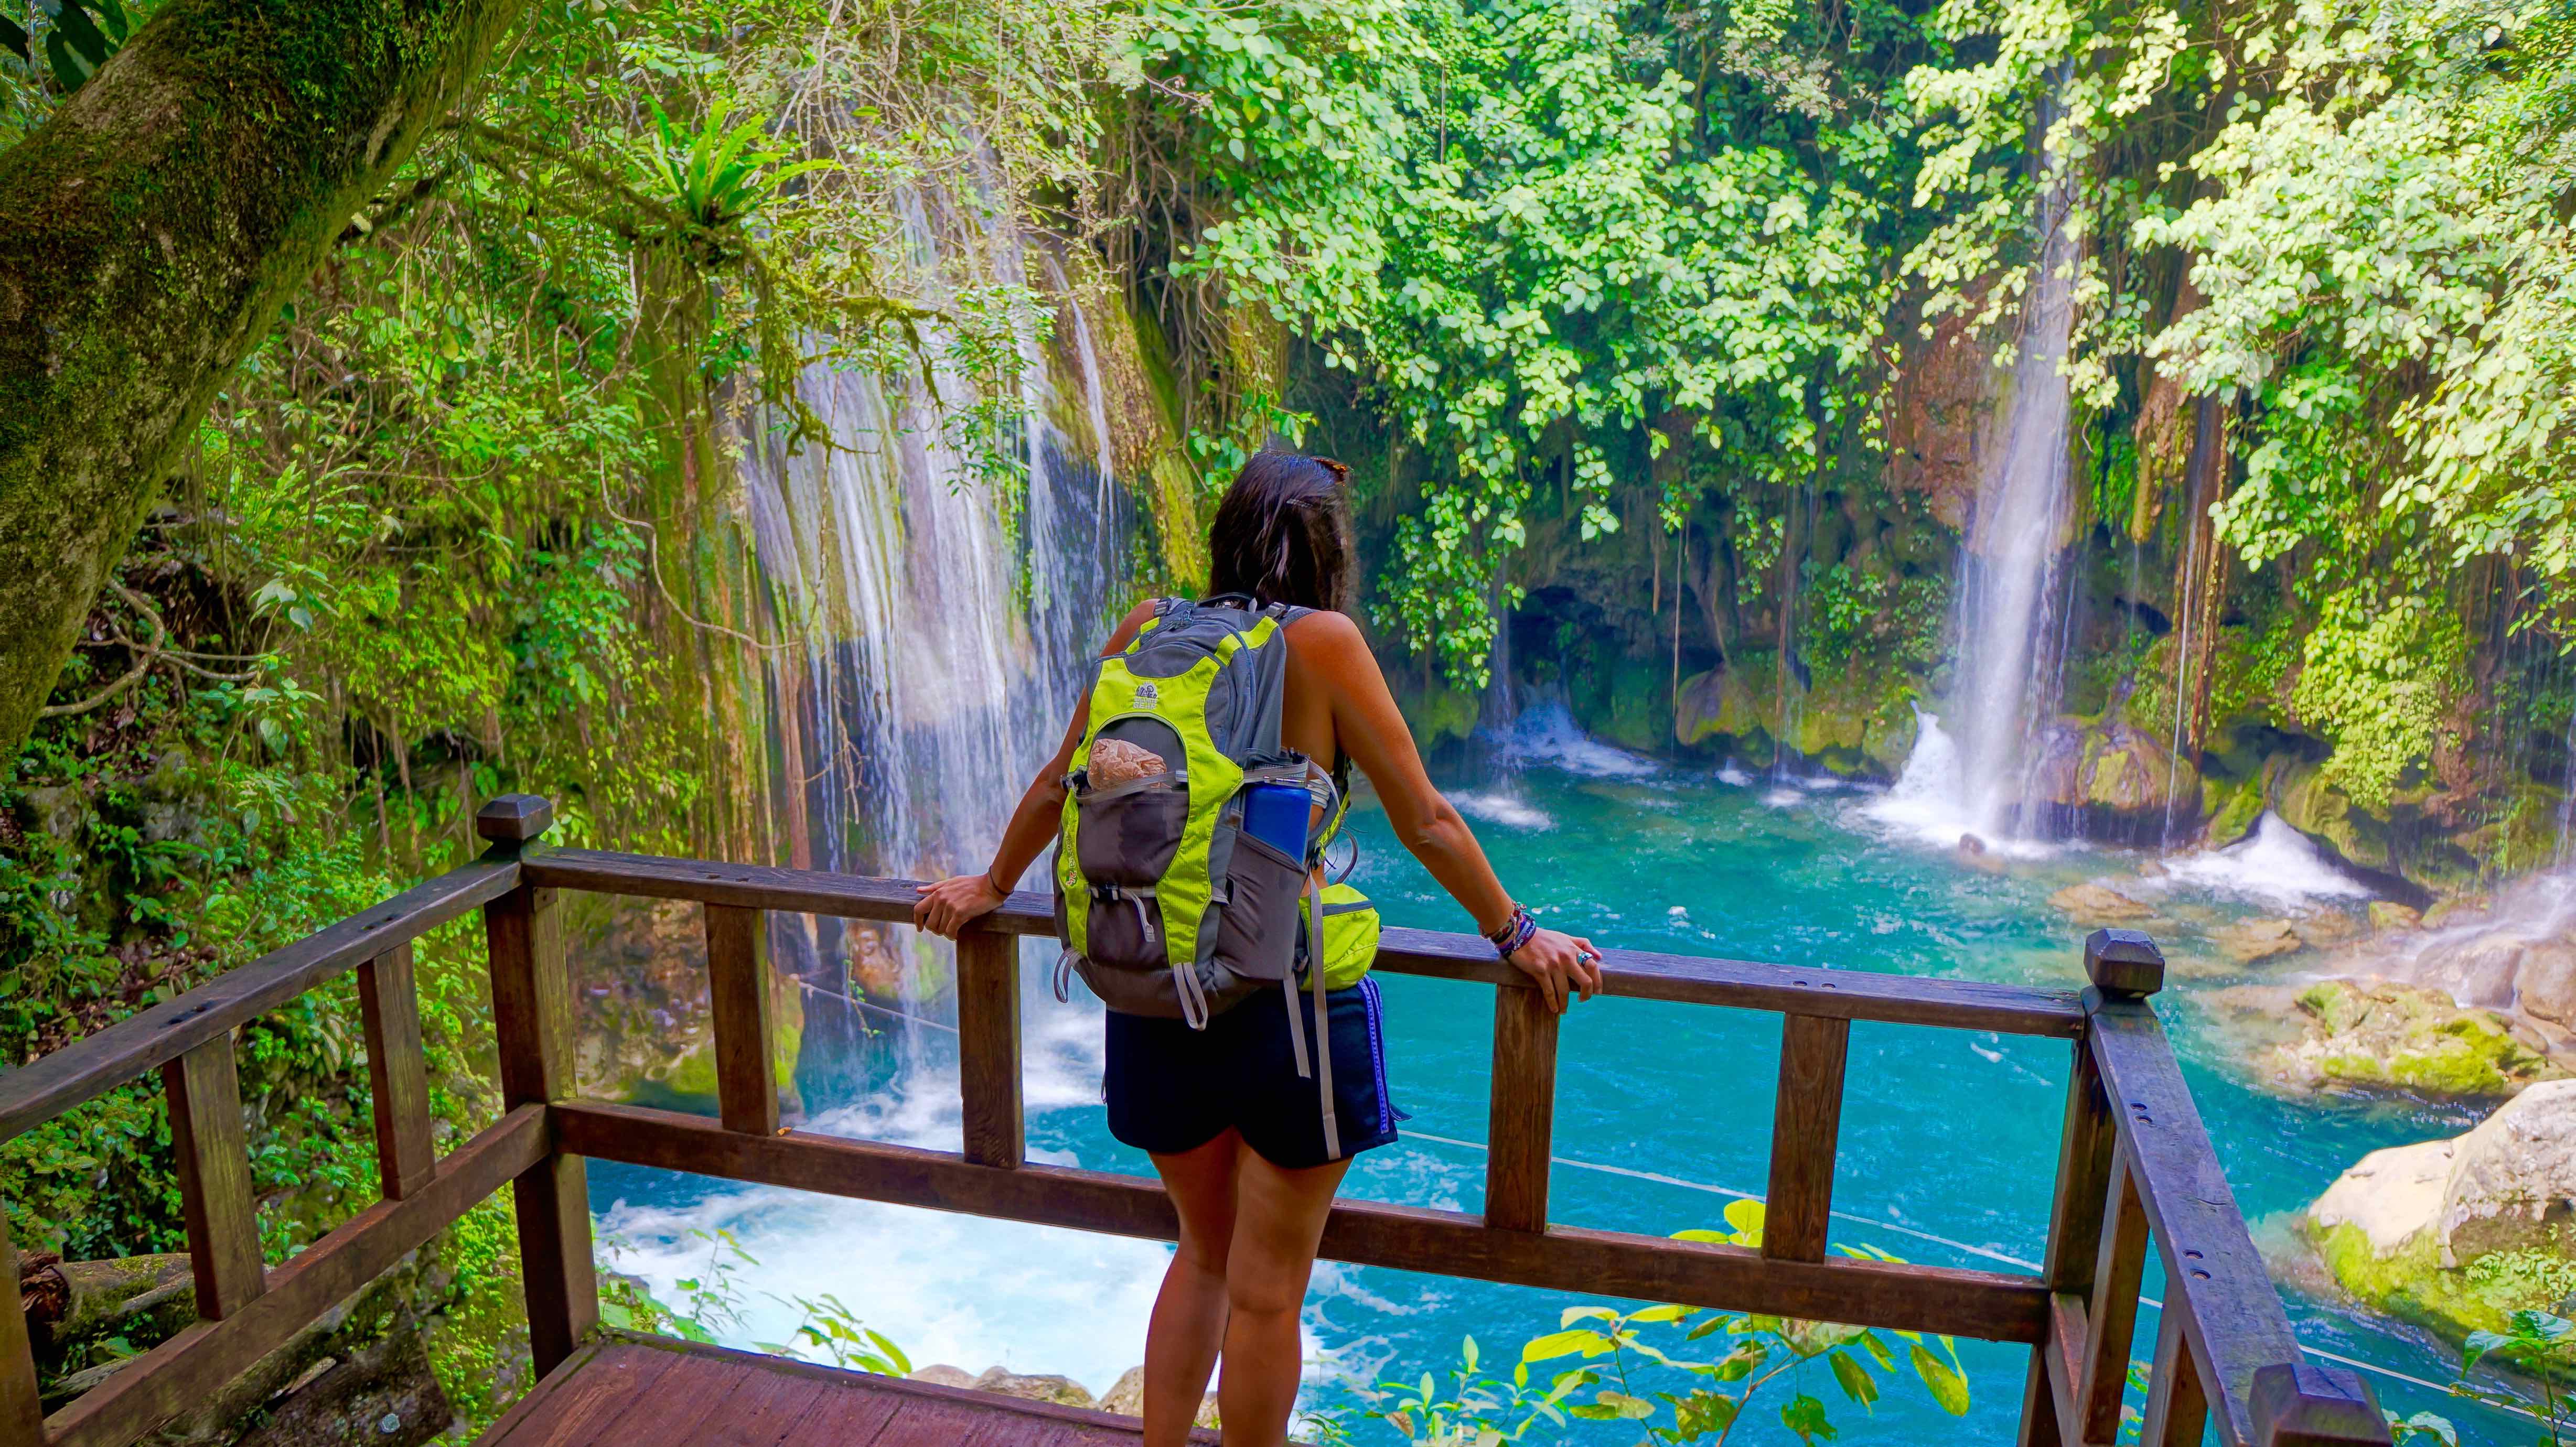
[1134,682,1160,707]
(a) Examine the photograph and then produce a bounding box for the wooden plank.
[578,1343,770,1445]
[0,856,519,1141]
[2078,1156,2150,1444]
[45,1107,545,1447]
[555,1099,2051,1343]
[2140,1302,2209,1447]
[1484,985,1559,1232]
[2015,1348,2064,1447]
[160,1035,265,1321]
[478,1338,691,1447]
[2043,1292,2087,1447]
[486,883,598,1379]
[2088,998,2363,1445]
[703,904,779,1137]
[358,943,437,1200]
[1763,1014,1850,1262]
[955,928,1024,1170]
[0,1209,45,1446]
[2041,1036,2117,1293]
[522,849,2087,1036]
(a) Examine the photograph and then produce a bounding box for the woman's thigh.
[1152,1128,1242,1271]
[1223,1149,1351,1312]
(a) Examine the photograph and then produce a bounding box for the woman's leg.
[1217,1148,1352,1445]
[1144,1129,1242,1447]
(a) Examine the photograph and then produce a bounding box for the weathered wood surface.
[522,848,2087,1035]
[2141,1303,2210,1446]
[2087,998,2381,1444]
[162,1035,266,1322]
[46,1107,545,1447]
[358,943,438,1200]
[704,903,779,1136]
[554,1099,2050,1343]
[0,1211,43,1443]
[1484,986,1559,1232]
[0,856,519,1139]
[2078,1158,2150,1443]
[1763,1014,1850,1263]
[478,1334,1222,1446]
[956,928,1025,1170]
[486,882,597,1380]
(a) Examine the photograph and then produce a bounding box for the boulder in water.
[2520,943,2576,1032]
[972,1367,1096,1409]
[2212,916,2303,962]
[2266,979,2562,1097]
[908,1364,975,1389]
[2047,882,2154,926]
[2368,901,2423,933]
[2307,1079,2576,1343]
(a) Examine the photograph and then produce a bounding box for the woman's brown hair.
[1205,451,1356,613]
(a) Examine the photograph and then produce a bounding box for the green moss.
[2312,1222,2510,1343]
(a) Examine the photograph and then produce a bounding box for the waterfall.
[737,206,1129,1099]
[1942,118,2081,840]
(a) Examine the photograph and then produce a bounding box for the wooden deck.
[478,1335,1220,1446]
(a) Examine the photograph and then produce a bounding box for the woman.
[914,451,1603,1446]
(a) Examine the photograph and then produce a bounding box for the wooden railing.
[0,796,2391,1446]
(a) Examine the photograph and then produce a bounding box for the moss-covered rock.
[2267,979,2563,1097]
[2275,760,2395,872]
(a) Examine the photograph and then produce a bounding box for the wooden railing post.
[704,904,779,1137]
[2249,1362,2386,1446]
[957,927,1023,1169]
[162,1035,265,1321]
[2,1210,46,1443]
[478,795,596,1379]
[2078,1157,2151,1442]
[2139,1300,2208,1445]
[357,942,437,1200]
[1763,1014,1850,1262]
[1485,985,1559,1232]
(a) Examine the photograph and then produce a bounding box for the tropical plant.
[2456,1308,2576,1446]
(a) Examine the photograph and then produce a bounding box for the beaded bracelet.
[1486,904,1538,959]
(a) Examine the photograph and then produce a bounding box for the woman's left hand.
[913,874,1006,939]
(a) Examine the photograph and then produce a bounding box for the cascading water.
[737,199,1129,1096]
[1887,106,2081,844]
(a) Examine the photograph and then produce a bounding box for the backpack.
[1051,595,1364,1155]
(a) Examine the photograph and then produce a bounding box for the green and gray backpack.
[1051,595,1378,1156]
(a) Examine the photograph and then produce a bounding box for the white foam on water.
[1762,787,1806,809]
[1489,700,1659,778]
[1715,763,1753,786]
[1452,790,1553,830]
[1861,710,2058,858]
[2155,812,2374,909]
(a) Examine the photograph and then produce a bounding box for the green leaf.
[0,14,29,61]
[1828,1349,1878,1410]
[1521,1328,1613,1363]
[1910,1342,1971,1415]
[1779,1391,1838,1443]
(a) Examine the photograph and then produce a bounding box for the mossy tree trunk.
[0,0,530,758]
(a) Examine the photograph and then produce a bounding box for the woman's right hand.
[913,874,1006,939]
[1506,927,1604,1013]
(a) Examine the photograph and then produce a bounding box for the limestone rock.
[907,1363,976,1389]
[2518,943,2576,1031]
[2268,979,2562,1098]
[2312,1138,2454,1256]
[2047,883,2153,926]
[2369,902,2423,933]
[2213,917,2303,963]
[1093,1366,1218,1428]
[973,1367,1095,1409]
[1675,668,1762,748]
[2440,1077,2576,1264]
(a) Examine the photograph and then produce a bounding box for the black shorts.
[1104,976,1401,1170]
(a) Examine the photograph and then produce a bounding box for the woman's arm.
[913,600,1159,937]
[1294,612,1604,1012]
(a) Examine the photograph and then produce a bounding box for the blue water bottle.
[1240,782,1311,861]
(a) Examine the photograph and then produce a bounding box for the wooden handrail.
[0,798,2387,1447]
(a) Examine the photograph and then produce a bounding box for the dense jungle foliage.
[4,0,2575,1433]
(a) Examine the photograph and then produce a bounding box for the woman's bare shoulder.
[1281,606,1367,653]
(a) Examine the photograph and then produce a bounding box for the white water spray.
[1944,121,2081,839]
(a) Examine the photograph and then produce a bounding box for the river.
[585,705,2528,1442]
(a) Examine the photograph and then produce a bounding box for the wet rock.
[2305,1084,2576,1345]
[2267,980,2562,1098]
[2521,944,2576,1032]
[2292,909,2366,950]
[2441,1077,2576,1264]
[15,784,83,840]
[907,1364,976,1389]
[2047,883,2153,926]
[2212,917,2303,963]
[1094,1366,1218,1429]
[2368,902,2423,933]
[1674,668,1763,748]
[2408,933,2528,1012]
[972,1367,1095,1409]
